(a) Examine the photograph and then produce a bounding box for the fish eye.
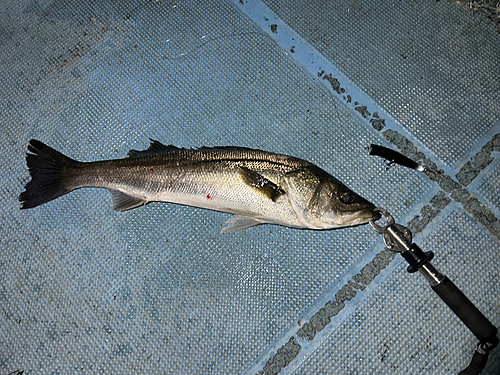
[341,191,355,204]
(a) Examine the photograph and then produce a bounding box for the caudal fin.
[19,139,77,209]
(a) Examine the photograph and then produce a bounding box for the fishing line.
[162,31,261,61]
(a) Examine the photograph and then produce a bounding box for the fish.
[19,139,380,233]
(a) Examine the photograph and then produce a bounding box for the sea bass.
[19,139,379,232]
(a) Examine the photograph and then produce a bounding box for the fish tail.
[19,139,78,209]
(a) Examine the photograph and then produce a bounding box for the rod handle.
[432,276,498,347]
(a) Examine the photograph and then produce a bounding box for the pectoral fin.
[110,190,147,211]
[239,166,285,201]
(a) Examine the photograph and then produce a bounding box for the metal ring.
[369,207,394,234]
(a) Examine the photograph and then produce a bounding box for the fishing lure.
[368,144,441,175]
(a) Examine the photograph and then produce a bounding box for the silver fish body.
[20,139,379,232]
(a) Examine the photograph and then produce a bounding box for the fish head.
[282,167,380,229]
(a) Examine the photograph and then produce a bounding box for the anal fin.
[110,190,147,211]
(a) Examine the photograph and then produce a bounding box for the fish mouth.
[365,207,382,222]
[345,206,381,226]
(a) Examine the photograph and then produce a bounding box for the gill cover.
[282,167,345,228]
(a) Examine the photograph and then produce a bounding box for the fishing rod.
[369,145,499,375]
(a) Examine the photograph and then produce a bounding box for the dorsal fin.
[197,146,266,152]
[127,139,180,158]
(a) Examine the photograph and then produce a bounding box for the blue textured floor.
[1,1,500,374]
